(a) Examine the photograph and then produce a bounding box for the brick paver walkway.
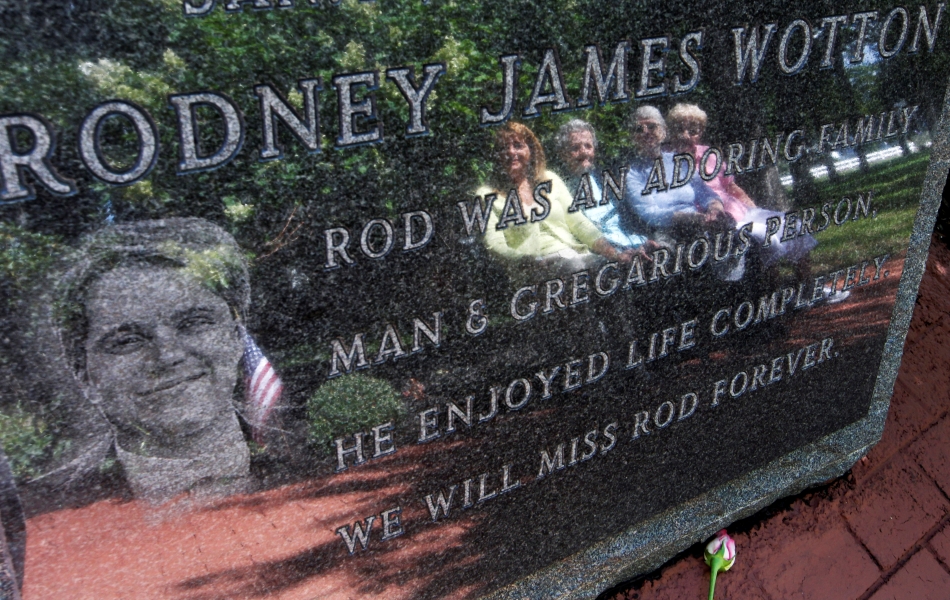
[606,236,950,600]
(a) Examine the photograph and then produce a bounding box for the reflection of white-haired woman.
[624,106,729,234]
[624,106,743,279]
[479,121,633,270]
[53,218,282,501]
[667,103,817,274]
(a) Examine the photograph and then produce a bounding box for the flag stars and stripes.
[241,327,283,438]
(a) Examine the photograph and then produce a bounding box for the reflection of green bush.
[306,375,404,454]
[0,406,56,481]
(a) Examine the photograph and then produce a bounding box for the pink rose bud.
[704,530,737,600]
[705,529,736,564]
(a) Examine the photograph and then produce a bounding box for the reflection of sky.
[846,43,881,68]
[780,141,923,186]
[808,20,883,68]
[841,34,882,96]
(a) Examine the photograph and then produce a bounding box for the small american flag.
[241,327,283,440]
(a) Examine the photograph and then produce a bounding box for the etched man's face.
[83,265,243,457]
[563,130,596,176]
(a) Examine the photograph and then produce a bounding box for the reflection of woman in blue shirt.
[623,106,728,234]
[625,152,722,229]
[623,106,743,280]
[584,179,647,250]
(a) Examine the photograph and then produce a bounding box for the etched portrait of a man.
[53,217,279,501]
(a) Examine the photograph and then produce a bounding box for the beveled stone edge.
[482,81,950,600]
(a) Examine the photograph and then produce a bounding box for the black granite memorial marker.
[1,0,949,597]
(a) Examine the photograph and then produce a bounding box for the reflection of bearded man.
[55,218,272,501]
[555,119,649,253]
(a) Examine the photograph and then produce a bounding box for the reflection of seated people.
[55,218,282,502]
[624,106,730,235]
[478,122,632,270]
[667,103,816,274]
[555,119,650,254]
[624,105,743,280]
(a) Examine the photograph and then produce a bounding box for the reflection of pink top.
[693,144,749,222]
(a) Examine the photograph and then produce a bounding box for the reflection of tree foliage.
[306,373,403,455]
[178,245,246,294]
[2,1,945,237]
[0,224,60,306]
[1,0,948,484]
[0,404,59,481]
[0,224,61,483]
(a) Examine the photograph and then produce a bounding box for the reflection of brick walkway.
[24,241,945,600]
[607,236,950,600]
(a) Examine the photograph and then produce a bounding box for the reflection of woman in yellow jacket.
[477,122,632,267]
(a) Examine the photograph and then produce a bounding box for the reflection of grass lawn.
[815,153,931,208]
[810,207,917,273]
[804,152,930,273]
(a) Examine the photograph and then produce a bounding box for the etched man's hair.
[55,218,250,377]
